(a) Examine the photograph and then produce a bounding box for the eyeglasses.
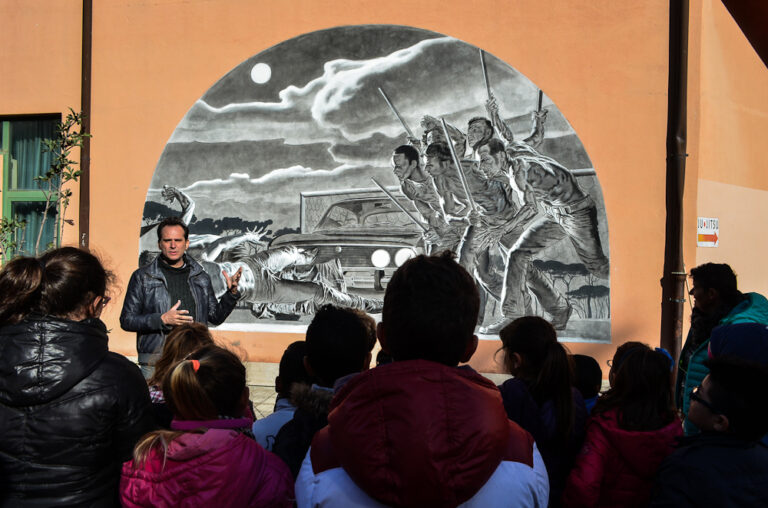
[690,385,721,414]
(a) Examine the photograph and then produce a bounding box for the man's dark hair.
[425,142,452,162]
[393,145,420,166]
[157,216,190,241]
[705,356,768,441]
[477,137,506,157]
[467,117,493,132]
[690,263,741,305]
[277,341,311,398]
[305,305,372,387]
[382,251,479,366]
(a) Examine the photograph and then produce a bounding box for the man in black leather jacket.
[120,216,242,376]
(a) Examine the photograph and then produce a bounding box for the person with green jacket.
[676,263,768,435]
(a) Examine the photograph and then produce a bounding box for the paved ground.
[247,373,514,419]
[249,384,278,419]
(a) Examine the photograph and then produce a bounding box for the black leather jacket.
[120,255,238,362]
[0,316,154,507]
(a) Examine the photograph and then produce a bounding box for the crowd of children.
[0,249,767,506]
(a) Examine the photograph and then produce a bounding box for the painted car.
[269,196,425,291]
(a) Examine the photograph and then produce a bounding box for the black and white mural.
[140,25,611,341]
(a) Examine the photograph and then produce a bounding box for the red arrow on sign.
[698,233,718,243]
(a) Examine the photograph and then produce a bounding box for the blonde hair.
[147,323,214,388]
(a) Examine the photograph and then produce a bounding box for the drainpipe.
[660,0,689,369]
[79,0,92,248]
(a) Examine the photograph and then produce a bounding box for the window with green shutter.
[1,115,59,257]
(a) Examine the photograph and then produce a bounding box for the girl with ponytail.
[146,322,215,428]
[563,343,682,507]
[498,316,587,507]
[0,247,154,506]
[121,345,293,507]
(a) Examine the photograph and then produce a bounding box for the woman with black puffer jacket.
[0,247,154,507]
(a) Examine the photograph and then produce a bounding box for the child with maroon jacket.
[295,252,549,507]
[563,342,682,508]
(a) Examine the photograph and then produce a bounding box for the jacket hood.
[720,292,768,325]
[0,317,109,406]
[325,360,511,507]
[592,409,683,477]
[291,382,334,419]
[120,430,284,507]
[166,429,243,461]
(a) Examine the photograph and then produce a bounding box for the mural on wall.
[140,25,611,341]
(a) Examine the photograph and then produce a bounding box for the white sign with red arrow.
[697,217,719,247]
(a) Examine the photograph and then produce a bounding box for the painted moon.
[250,62,271,84]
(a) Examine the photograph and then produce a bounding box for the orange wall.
[3,1,691,374]
[693,0,768,295]
[0,2,81,114]
[697,0,768,189]
[0,1,83,247]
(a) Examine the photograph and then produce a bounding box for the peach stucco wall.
[694,179,768,293]
[0,1,83,247]
[693,0,768,296]
[15,1,766,374]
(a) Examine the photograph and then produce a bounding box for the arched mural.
[140,25,611,341]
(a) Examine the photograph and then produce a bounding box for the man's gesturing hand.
[223,267,243,295]
[161,300,193,326]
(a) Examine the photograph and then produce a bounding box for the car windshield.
[316,200,418,230]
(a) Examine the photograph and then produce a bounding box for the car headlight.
[394,248,416,267]
[371,249,391,268]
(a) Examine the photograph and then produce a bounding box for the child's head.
[305,305,376,387]
[500,316,555,373]
[709,323,768,366]
[595,342,676,431]
[164,345,247,420]
[571,354,603,400]
[499,316,574,441]
[149,323,215,387]
[381,251,479,366]
[689,357,768,440]
[607,341,647,387]
[276,341,311,398]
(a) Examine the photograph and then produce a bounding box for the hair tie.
[654,347,675,372]
[190,359,200,372]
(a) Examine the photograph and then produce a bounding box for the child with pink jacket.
[121,345,293,507]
